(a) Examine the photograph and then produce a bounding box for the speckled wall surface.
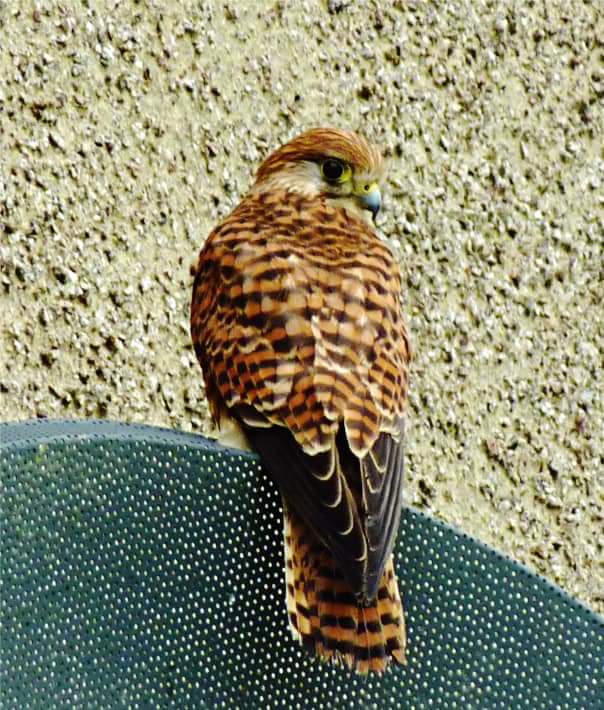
[1,1,603,613]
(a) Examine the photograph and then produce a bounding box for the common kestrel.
[191,128,411,673]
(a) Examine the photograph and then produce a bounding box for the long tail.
[283,504,406,674]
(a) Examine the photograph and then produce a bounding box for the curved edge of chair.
[421,506,604,629]
[2,417,603,630]
[0,417,254,460]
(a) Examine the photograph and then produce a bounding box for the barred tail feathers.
[283,505,406,674]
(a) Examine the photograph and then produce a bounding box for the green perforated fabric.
[1,420,603,709]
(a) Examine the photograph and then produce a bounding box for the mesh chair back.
[1,420,603,708]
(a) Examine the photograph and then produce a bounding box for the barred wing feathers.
[191,189,410,605]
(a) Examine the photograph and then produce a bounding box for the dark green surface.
[1,419,603,709]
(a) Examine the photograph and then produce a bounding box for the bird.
[190,128,411,674]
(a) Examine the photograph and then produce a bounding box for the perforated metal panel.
[1,419,603,709]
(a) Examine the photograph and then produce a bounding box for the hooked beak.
[354,182,381,222]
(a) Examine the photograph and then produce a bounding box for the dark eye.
[321,158,345,182]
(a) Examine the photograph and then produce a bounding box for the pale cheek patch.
[253,161,324,197]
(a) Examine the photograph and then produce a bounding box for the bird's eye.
[321,158,349,183]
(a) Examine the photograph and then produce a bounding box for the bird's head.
[252,128,385,223]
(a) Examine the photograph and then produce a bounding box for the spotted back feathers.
[191,190,409,458]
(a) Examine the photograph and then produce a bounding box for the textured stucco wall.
[1,1,603,613]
